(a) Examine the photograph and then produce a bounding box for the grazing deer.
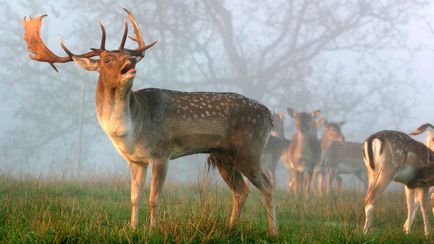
[23,9,277,235]
[284,108,321,197]
[363,130,434,236]
[318,122,367,195]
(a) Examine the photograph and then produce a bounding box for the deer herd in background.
[23,9,434,237]
[264,110,434,236]
[263,109,366,197]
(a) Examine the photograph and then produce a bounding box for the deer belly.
[335,159,364,173]
[394,165,416,185]
[407,166,434,188]
[170,134,224,159]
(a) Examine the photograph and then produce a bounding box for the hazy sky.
[2,1,434,184]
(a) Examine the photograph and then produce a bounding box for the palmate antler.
[22,9,157,72]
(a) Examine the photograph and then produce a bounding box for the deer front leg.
[129,161,148,229]
[311,170,319,195]
[326,168,334,194]
[417,187,431,236]
[355,172,368,190]
[403,186,418,234]
[334,174,343,193]
[303,171,313,199]
[149,158,168,230]
[317,171,324,196]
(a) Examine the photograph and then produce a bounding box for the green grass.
[0,175,431,243]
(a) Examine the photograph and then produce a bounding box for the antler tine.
[60,39,74,56]
[123,8,157,58]
[123,8,144,49]
[98,22,106,50]
[118,19,128,50]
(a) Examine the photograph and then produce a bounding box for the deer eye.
[104,58,111,64]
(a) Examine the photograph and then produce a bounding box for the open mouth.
[121,62,136,75]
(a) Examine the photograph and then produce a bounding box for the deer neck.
[293,130,317,154]
[95,78,141,138]
[320,131,332,151]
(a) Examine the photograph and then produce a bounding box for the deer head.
[323,120,345,142]
[287,108,321,134]
[22,9,156,88]
[271,111,286,137]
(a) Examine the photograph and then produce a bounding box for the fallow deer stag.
[284,108,321,197]
[363,130,434,236]
[23,9,277,235]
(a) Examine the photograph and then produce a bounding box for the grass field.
[0,175,431,243]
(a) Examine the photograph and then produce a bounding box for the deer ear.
[287,108,296,118]
[338,121,345,127]
[72,56,100,72]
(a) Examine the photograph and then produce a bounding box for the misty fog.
[1,0,434,188]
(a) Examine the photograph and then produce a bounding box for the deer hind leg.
[211,154,249,227]
[303,170,313,199]
[326,167,335,194]
[292,171,303,195]
[128,161,148,229]
[317,170,326,196]
[334,173,343,193]
[403,186,418,234]
[238,158,277,235]
[356,171,368,191]
[363,168,394,234]
[267,154,279,190]
[148,158,169,230]
[311,170,320,196]
[287,169,296,193]
[417,187,431,236]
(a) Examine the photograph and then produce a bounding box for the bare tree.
[1,0,429,176]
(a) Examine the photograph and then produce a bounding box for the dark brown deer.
[262,112,291,189]
[363,130,434,236]
[23,9,277,235]
[284,108,321,197]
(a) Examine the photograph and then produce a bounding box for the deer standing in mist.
[408,123,434,226]
[283,108,321,197]
[261,112,291,189]
[317,121,367,195]
[363,129,434,236]
[312,120,345,195]
[23,9,277,235]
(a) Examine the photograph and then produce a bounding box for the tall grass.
[0,175,431,243]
